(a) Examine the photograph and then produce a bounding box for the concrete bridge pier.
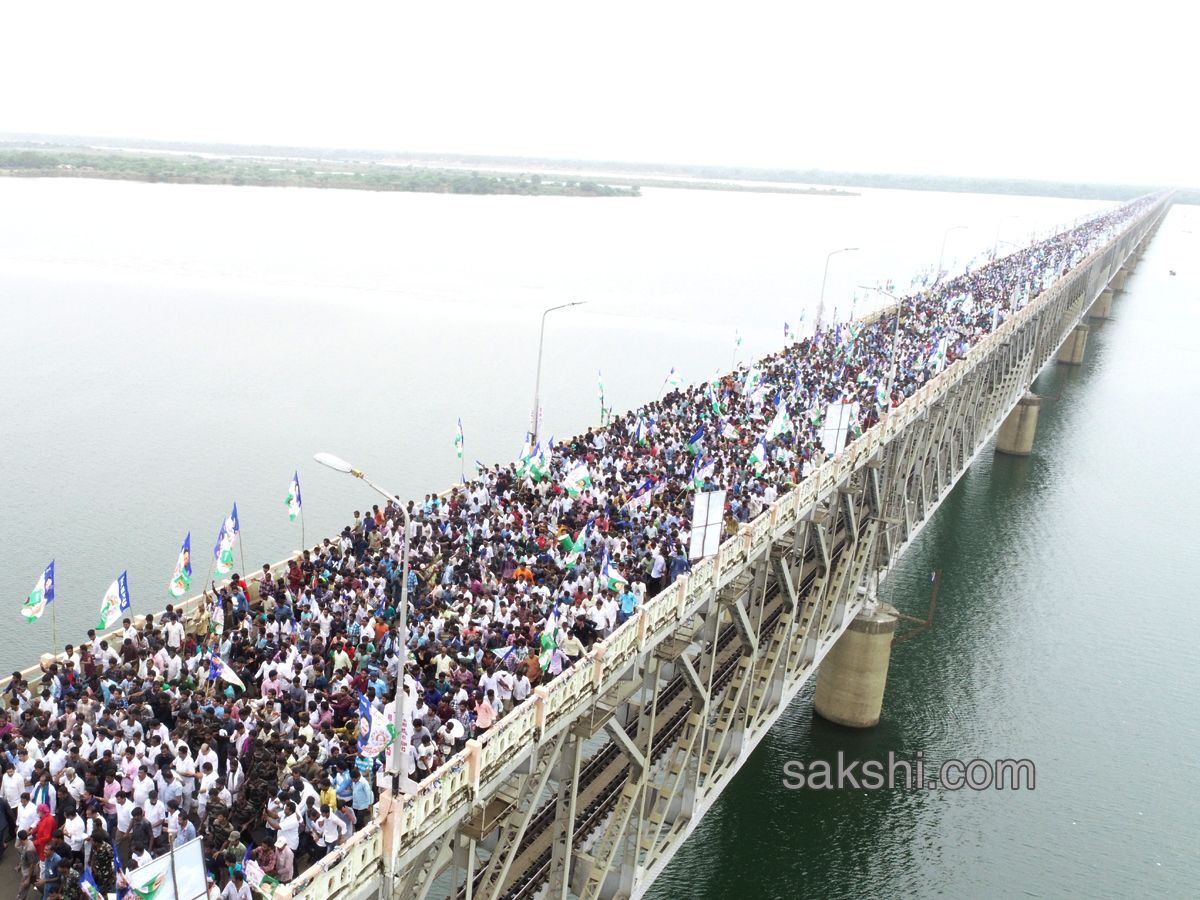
[1089,288,1115,320]
[1057,324,1090,365]
[813,603,899,728]
[995,392,1042,456]
[1110,268,1129,292]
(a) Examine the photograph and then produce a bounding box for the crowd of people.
[2,196,1152,900]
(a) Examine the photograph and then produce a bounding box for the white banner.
[689,490,727,561]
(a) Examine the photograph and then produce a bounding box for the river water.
[1,178,1196,896]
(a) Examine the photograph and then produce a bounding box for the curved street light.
[531,302,585,444]
[859,285,902,412]
[815,247,859,334]
[937,226,968,276]
[993,215,1019,258]
[314,452,412,785]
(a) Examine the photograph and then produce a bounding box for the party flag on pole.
[455,420,464,459]
[562,462,591,497]
[209,654,245,691]
[169,533,192,598]
[213,505,240,576]
[627,479,654,510]
[749,436,768,473]
[287,472,302,521]
[97,572,131,631]
[79,870,103,900]
[21,561,54,624]
[600,546,628,591]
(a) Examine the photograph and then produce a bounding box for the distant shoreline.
[4,133,1191,203]
[0,147,856,198]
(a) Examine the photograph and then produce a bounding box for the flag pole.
[168,836,181,900]
[52,602,58,660]
[301,502,306,555]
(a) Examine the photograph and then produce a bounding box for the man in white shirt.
[163,614,186,650]
[143,789,167,840]
[317,803,348,850]
[132,767,155,806]
[15,793,38,833]
[64,809,89,860]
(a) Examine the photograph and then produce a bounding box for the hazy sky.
[2,1,1192,185]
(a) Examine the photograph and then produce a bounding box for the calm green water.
[646,206,1200,898]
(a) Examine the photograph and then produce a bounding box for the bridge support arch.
[813,602,899,728]
[1057,324,1089,365]
[995,392,1042,456]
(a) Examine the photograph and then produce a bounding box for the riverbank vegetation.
[0,149,642,197]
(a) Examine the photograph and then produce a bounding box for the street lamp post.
[937,226,968,278]
[314,452,411,784]
[531,302,585,445]
[815,247,859,335]
[859,285,902,412]
[993,215,1018,258]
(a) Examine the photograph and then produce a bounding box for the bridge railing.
[280,195,1170,900]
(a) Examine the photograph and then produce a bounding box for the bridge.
[261,194,1169,900]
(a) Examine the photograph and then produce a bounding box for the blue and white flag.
[627,479,654,510]
[748,436,768,473]
[21,560,55,624]
[214,504,240,576]
[765,399,791,442]
[600,546,628,591]
[719,418,740,440]
[79,869,103,900]
[169,533,193,599]
[208,654,246,691]
[97,571,131,631]
[687,425,704,454]
[287,472,302,521]
[358,691,396,758]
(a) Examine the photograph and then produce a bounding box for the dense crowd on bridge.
[2,196,1153,900]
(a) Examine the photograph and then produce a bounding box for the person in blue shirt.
[619,588,639,624]
[348,768,373,830]
[333,764,354,806]
[669,550,691,583]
